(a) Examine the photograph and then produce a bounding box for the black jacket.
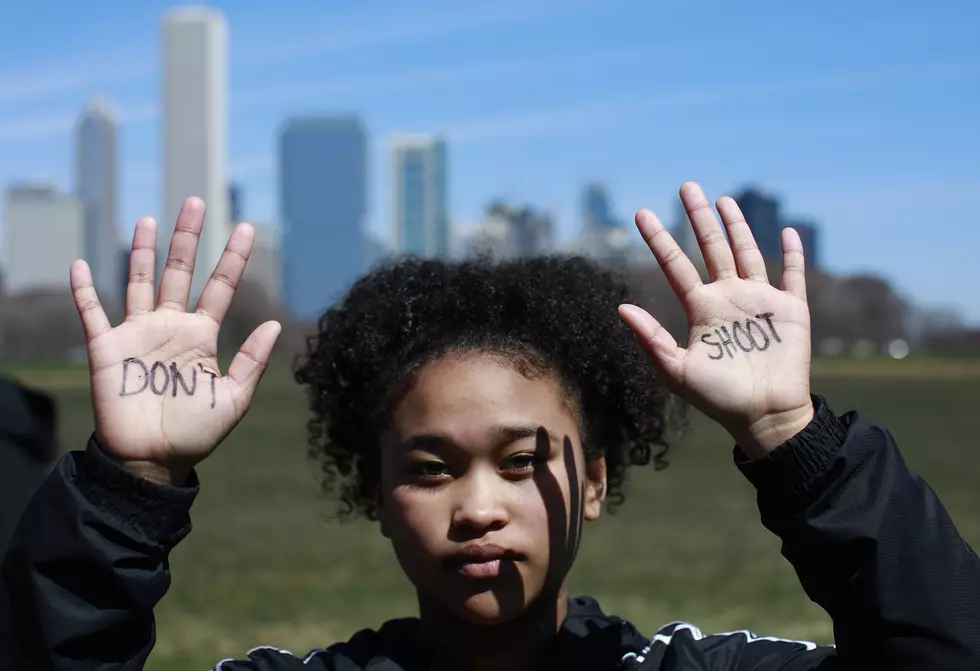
[0,377,60,557]
[2,396,979,670]
[0,377,61,667]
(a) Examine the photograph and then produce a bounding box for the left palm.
[619,182,812,454]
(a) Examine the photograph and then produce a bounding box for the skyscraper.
[160,7,228,300]
[280,116,368,321]
[733,187,782,262]
[228,183,242,226]
[787,218,820,270]
[76,97,120,307]
[2,185,83,294]
[582,182,620,231]
[242,223,282,303]
[481,201,554,258]
[390,135,448,258]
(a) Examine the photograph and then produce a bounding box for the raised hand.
[70,197,281,485]
[619,182,813,457]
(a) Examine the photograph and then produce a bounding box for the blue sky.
[1,0,978,323]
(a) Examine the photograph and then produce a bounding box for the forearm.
[1,438,198,670]
[738,398,980,670]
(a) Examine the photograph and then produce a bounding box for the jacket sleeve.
[714,394,980,671]
[0,437,325,671]
[0,438,357,671]
[0,437,200,670]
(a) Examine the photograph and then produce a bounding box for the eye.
[502,452,539,474]
[412,461,450,481]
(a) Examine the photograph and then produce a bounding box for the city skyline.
[0,1,977,322]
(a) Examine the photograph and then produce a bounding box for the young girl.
[3,182,978,670]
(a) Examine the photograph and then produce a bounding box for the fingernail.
[619,304,642,321]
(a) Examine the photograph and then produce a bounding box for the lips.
[444,543,522,579]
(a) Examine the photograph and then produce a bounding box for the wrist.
[81,436,200,546]
[728,401,816,459]
[119,459,193,487]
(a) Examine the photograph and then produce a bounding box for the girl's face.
[378,353,607,625]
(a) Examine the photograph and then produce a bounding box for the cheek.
[388,491,443,545]
[514,485,551,536]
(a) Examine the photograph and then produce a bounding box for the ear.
[583,455,607,521]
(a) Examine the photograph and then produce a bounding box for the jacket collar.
[353,596,647,670]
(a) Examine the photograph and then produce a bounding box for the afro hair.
[294,254,684,519]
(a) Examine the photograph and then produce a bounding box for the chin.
[406,556,548,626]
[453,587,530,625]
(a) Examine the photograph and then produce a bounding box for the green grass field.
[14,362,980,670]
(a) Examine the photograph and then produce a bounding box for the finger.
[780,227,808,302]
[227,321,282,397]
[635,209,703,300]
[618,304,686,386]
[680,182,737,281]
[70,260,112,342]
[125,216,158,317]
[195,223,255,324]
[715,196,769,283]
[157,197,206,311]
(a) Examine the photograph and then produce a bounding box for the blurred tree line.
[0,260,976,364]
[0,280,313,365]
[625,260,979,358]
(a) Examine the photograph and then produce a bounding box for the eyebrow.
[398,424,558,453]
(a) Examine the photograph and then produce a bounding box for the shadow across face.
[484,426,586,631]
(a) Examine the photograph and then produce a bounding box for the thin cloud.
[0,113,78,142]
[0,57,150,107]
[231,44,650,108]
[0,43,646,143]
[120,59,979,182]
[446,59,980,144]
[0,101,158,142]
[235,0,604,67]
[0,0,600,111]
[445,96,646,143]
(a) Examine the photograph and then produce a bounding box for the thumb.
[226,320,282,400]
[618,304,686,387]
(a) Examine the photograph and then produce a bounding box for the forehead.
[387,354,578,442]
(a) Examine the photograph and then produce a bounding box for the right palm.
[71,197,281,483]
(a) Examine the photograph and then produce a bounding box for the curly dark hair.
[294,254,684,520]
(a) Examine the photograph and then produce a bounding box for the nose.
[450,468,509,533]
